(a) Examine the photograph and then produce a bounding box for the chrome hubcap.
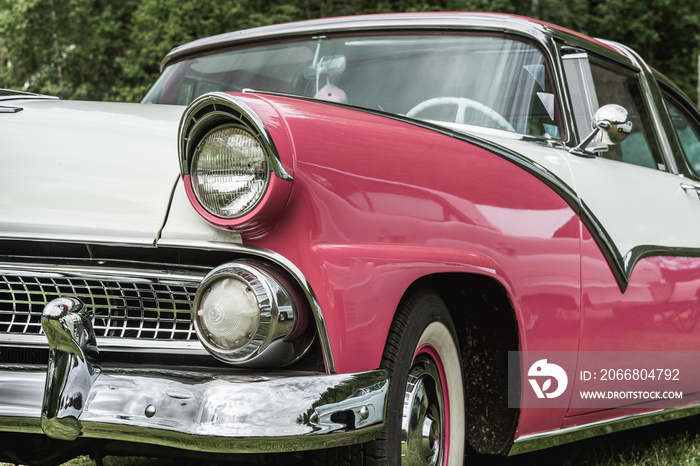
[401,354,445,465]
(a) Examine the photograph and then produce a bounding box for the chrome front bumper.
[0,366,388,453]
[0,296,388,453]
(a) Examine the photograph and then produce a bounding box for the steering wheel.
[406,97,515,132]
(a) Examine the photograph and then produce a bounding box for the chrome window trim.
[557,39,678,173]
[656,80,700,179]
[598,39,680,175]
[549,39,637,147]
[162,14,544,69]
[560,50,599,142]
[509,401,700,455]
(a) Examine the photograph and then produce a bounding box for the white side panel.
[0,100,185,244]
[565,154,700,259]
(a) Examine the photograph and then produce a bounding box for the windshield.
[143,34,560,138]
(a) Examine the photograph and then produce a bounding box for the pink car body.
[1,11,699,466]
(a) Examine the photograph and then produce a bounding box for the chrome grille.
[0,265,203,341]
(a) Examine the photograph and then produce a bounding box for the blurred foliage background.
[0,0,699,104]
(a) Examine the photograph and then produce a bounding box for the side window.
[588,59,665,170]
[662,94,700,176]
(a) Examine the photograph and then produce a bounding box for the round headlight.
[190,125,270,218]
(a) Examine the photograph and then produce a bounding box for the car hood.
[0,99,185,245]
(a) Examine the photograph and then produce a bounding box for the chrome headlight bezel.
[178,92,293,236]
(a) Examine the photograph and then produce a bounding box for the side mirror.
[570,104,633,157]
[594,104,634,144]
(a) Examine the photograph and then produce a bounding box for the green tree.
[1,0,699,104]
[0,0,138,100]
[561,0,696,99]
[446,0,700,101]
[115,0,306,102]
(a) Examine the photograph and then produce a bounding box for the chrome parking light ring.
[156,238,334,373]
[193,261,302,366]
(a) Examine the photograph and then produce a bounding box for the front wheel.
[377,289,466,465]
[308,289,465,465]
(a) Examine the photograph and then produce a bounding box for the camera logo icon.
[528,359,568,399]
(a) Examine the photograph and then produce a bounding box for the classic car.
[1,11,699,466]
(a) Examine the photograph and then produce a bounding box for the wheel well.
[408,273,520,456]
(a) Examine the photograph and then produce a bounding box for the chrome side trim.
[0,106,23,113]
[509,402,700,455]
[0,366,388,453]
[0,89,59,102]
[157,238,335,373]
[0,231,158,248]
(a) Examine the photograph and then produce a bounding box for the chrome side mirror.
[594,104,633,144]
[570,104,633,157]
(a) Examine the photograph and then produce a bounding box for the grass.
[487,415,700,466]
[2,416,699,466]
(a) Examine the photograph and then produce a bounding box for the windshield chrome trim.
[164,13,517,68]
[161,13,587,69]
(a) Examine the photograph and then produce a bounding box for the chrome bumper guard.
[0,298,388,453]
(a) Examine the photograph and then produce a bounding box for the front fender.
[231,94,582,374]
